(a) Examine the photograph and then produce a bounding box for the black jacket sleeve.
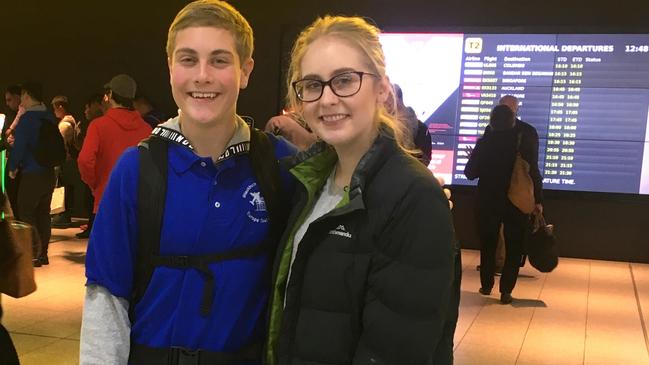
[352,176,456,365]
[463,139,483,180]
[414,122,432,167]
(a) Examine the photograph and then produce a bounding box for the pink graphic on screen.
[380,33,464,122]
[380,33,465,183]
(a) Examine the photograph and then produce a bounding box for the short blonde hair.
[166,0,254,62]
[286,16,412,149]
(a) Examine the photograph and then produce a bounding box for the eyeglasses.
[292,71,378,102]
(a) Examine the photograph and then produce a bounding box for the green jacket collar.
[284,130,399,210]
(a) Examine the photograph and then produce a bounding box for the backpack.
[131,125,288,320]
[34,118,66,168]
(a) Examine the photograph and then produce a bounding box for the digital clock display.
[625,45,649,53]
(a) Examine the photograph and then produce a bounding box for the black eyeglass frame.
[292,71,379,102]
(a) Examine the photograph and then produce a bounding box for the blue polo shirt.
[85,119,296,354]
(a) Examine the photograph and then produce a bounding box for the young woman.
[266,16,458,365]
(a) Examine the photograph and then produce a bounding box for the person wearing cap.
[77,74,152,217]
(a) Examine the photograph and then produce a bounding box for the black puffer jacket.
[266,132,458,365]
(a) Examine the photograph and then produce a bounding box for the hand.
[531,209,545,233]
[265,115,288,135]
[17,105,25,116]
[436,176,453,210]
[8,170,17,179]
[7,134,15,146]
[265,114,316,151]
[463,144,474,158]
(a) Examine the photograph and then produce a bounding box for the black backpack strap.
[151,240,274,317]
[248,127,288,242]
[131,136,168,321]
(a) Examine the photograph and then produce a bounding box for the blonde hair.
[166,0,254,62]
[286,15,413,150]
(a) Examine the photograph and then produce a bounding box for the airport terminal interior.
[3,1,649,364]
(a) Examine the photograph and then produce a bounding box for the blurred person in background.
[50,95,78,228]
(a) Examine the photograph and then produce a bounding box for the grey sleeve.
[80,284,131,365]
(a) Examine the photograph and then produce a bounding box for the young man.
[79,1,295,364]
[51,95,77,159]
[133,94,166,128]
[50,95,78,228]
[7,82,57,266]
[77,74,152,217]
[75,93,105,239]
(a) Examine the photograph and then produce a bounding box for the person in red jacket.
[78,74,152,215]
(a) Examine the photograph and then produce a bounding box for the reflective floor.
[2,227,649,364]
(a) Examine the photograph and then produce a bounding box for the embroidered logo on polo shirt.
[243,183,268,223]
[329,225,352,239]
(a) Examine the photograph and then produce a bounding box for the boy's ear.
[239,57,255,89]
[168,57,173,83]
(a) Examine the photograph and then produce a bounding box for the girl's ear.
[376,76,391,105]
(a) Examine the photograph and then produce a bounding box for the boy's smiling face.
[169,26,253,128]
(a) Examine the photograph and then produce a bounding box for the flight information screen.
[380,33,649,194]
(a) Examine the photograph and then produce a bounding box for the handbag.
[50,186,65,215]
[1,189,37,297]
[527,214,558,273]
[508,133,535,214]
[0,216,37,298]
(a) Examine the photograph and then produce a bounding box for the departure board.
[380,33,649,194]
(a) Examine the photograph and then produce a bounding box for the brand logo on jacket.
[329,224,352,238]
[243,183,268,223]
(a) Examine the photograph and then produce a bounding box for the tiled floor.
[2,227,649,364]
[2,228,86,365]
